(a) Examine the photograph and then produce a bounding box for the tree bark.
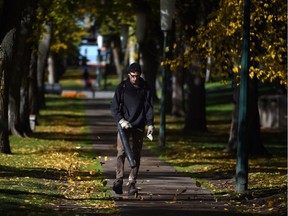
[184,66,207,131]
[0,29,16,153]
[0,0,4,20]
[37,25,51,109]
[141,39,160,103]
[171,67,185,117]
[0,0,25,153]
[111,36,122,82]
[226,77,270,155]
[9,24,26,137]
[247,78,269,155]
[47,54,56,84]
[29,50,39,117]
[225,82,239,152]
[9,2,36,137]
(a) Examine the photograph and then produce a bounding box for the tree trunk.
[20,80,33,137]
[225,82,239,152]
[54,53,66,83]
[0,29,16,153]
[171,67,185,117]
[141,39,159,103]
[47,54,56,84]
[247,78,269,155]
[111,36,122,82]
[184,66,207,131]
[29,50,39,117]
[9,2,36,137]
[20,42,34,137]
[37,25,51,109]
[9,25,26,137]
[0,0,4,20]
[0,0,25,153]
[226,77,269,155]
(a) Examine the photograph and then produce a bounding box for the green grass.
[0,94,118,215]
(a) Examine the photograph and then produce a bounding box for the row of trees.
[0,0,286,154]
[171,0,286,153]
[0,0,89,152]
[79,0,286,154]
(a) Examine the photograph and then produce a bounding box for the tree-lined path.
[83,95,247,216]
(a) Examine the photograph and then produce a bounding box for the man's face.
[128,71,140,85]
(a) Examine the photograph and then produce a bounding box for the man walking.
[110,62,154,195]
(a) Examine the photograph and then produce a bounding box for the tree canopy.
[166,0,287,87]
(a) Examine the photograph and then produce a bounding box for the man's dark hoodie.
[111,77,154,129]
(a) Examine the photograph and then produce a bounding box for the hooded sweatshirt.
[111,77,154,128]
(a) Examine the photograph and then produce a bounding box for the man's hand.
[119,118,132,129]
[147,125,154,141]
[147,125,154,135]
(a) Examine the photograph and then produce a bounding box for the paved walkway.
[83,92,240,216]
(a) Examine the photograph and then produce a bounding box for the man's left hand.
[147,125,154,136]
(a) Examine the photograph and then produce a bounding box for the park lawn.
[148,84,287,215]
[0,95,118,216]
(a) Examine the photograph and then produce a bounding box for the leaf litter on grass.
[0,95,118,216]
[146,123,287,215]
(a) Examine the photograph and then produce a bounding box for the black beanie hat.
[128,62,141,74]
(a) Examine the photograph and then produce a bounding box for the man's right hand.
[119,118,132,129]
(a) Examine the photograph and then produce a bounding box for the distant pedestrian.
[110,62,154,195]
[83,68,92,88]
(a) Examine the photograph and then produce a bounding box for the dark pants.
[116,127,144,183]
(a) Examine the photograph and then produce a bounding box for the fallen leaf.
[267,200,274,207]
[89,170,96,175]
[102,180,107,186]
[196,181,201,187]
[180,188,187,194]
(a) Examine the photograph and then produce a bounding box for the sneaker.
[128,183,137,196]
[112,179,123,194]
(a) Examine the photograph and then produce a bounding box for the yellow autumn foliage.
[164,0,287,86]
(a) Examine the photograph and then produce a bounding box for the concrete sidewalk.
[84,95,240,216]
